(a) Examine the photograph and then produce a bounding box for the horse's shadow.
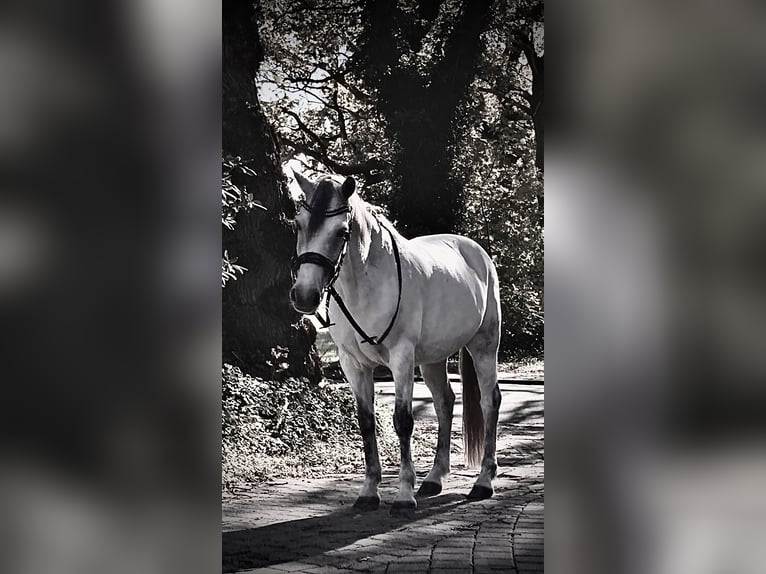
[222,493,466,572]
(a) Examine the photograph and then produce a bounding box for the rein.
[292,200,403,346]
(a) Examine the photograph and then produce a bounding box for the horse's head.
[289,171,356,314]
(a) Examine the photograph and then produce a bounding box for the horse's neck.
[335,205,391,303]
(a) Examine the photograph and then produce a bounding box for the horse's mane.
[347,191,403,263]
[350,194,401,233]
[352,195,386,222]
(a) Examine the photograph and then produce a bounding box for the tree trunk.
[222,0,321,383]
[357,0,493,237]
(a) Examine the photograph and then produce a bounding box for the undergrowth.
[222,364,436,491]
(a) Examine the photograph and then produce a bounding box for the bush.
[222,363,440,490]
[222,364,360,487]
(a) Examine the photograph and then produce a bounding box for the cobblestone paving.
[223,377,543,574]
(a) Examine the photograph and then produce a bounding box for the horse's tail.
[460,347,485,467]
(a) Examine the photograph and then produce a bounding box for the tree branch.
[285,67,371,101]
[333,89,349,141]
[518,36,543,79]
[284,110,330,151]
[280,135,389,179]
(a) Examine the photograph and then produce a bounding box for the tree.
[354,0,494,237]
[254,0,544,358]
[452,0,544,356]
[256,0,392,200]
[478,0,544,173]
[257,1,543,208]
[223,0,322,383]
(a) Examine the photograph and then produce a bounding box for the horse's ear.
[292,170,315,197]
[341,176,356,198]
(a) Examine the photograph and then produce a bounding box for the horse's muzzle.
[289,286,320,314]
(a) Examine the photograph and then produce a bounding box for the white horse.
[289,171,502,515]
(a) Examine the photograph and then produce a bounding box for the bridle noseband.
[291,198,403,346]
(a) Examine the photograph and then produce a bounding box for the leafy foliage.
[222,249,247,288]
[221,155,267,287]
[222,363,358,485]
[454,13,544,357]
[257,0,391,199]
[222,363,439,487]
[222,155,266,230]
[352,0,498,237]
[222,363,358,455]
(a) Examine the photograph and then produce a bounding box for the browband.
[300,199,350,217]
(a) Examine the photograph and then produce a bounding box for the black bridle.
[291,199,402,346]
[290,199,351,287]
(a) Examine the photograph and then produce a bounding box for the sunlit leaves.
[222,250,248,288]
[222,155,266,231]
[455,66,544,357]
[256,0,391,197]
[222,155,266,287]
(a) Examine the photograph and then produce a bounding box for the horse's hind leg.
[340,354,380,511]
[417,360,455,498]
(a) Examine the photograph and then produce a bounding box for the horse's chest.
[330,325,389,367]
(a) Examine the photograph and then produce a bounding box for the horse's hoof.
[466,485,494,500]
[390,499,417,517]
[416,481,442,498]
[353,496,380,511]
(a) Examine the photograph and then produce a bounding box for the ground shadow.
[498,382,545,394]
[223,492,466,572]
[388,386,544,422]
[496,438,544,467]
[501,399,544,425]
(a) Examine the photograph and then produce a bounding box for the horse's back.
[410,234,496,286]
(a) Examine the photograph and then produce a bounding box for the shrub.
[221,363,439,490]
[222,364,360,487]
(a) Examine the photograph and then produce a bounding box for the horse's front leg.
[390,349,417,516]
[339,354,380,510]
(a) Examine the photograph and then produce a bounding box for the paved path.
[223,372,543,574]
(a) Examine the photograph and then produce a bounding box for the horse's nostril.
[309,290,320,308]
[289,287,296,303]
